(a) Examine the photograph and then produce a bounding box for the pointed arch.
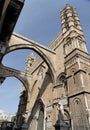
[0,64,30,90]
[4,33,56,84]
[57,72,66,84]
[71,98,88,130]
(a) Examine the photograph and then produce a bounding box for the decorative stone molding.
[0,64,31,89]
[6,33,57,83]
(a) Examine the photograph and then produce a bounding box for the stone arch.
[36,99,45,130]
[56,72,68,96]
[36,99,45,117]
[5,75,28,90]
[37,106,44,130]
[28,99,45,130]
[72,97,82,105]
[4,33,56,84]
[63,109,71,126]
[0,64,30,90]
[71,68,76,74]
[57,72,66,84]
[66,37,71,42]
[71,68,76,84]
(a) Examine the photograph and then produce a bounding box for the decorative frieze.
[65,54,90,69]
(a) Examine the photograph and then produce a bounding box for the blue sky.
[0,0,90,114]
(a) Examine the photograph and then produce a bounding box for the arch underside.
[0,64,30,90]
[4,33,56,84]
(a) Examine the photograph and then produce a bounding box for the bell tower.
[61,4,90,129]
[61,4,87,55]
[61,4,82,32]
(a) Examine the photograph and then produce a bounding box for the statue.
[57,101,64,122]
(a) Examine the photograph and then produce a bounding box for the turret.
[61,4,87,55]
[25,53,36,73]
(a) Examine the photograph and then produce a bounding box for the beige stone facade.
[15,4,90,130]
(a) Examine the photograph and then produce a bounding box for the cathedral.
[15,4,90,130]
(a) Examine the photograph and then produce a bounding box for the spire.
[61,4,88,55]
[25,53,36,73]
[60,4,82,33]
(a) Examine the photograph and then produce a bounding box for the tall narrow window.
[72,99,88,130]
[37,108,44,130]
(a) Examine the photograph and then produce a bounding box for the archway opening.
[2,49,38,72]
[0,49,39,115]
[0,77,22,115]
[37,107,44,130]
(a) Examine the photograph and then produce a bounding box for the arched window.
[71,68,76,84]
[37,107,44,130]
[64,110,71,127]
[72,98,88,130]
